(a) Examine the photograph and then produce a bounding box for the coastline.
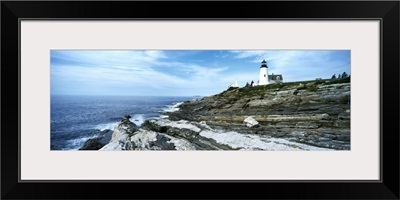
[50,96,193,150]
[80,78,351,151]
[78,101,188,150]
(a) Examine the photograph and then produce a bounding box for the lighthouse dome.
[260,59,268,68]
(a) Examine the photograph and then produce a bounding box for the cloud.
[51,50,350,96]
[51,50,229,96]
[144,50,167,59]
[229,50,350,82]
[51,50,167,67]
[215,50,229,58]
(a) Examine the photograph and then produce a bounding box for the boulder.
[129,130,176,150]
[321,113,330,120]
[244,116,259,127]
[112,119,138,140]
[305,82,316,87]
[79,129,113,150]
[297,83,306,90]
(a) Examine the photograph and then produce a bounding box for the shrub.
[227,87,237,91]
[328,77,350,85]
[339,95,350,104]
[307,85,318,92]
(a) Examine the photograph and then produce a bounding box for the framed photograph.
[2,1,399,199]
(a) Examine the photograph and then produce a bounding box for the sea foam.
[94,122,119,131]
[130,114,146,126]
[162,102,183,112]
[66,135,99,150]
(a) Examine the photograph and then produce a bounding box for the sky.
[51,50,350,96]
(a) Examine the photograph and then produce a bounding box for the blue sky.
[51,50,350,96]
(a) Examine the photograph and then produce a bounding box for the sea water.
[50,95,194,150]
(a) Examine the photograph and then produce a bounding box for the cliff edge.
[166,78,351,150]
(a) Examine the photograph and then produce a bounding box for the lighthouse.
[258,59,269,85]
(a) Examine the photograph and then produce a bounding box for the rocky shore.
[80,78,351,151]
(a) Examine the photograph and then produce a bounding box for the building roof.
[261,59,267,63]
[268,74,283,80]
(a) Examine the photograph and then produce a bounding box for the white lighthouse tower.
[229,78,239,88]
[258,59,269,85]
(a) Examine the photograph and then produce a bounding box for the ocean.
[50,95,194,150]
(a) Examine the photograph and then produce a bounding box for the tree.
[245,82,250,87]
[331,74,336,79]
[338,74,341,79]
[342,72,348,78]
[250,80,254,86]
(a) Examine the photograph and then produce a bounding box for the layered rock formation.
[81,78,351,151]
[96,118,331,151]
[166,78,351,150]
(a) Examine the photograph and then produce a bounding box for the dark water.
[51,95,194,150]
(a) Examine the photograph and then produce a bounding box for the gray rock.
[80,129,113,150]
[321,113,330,120]
[295,122,321,129]
[305,82,315,87]
[297,83,306,89]
[141,119,235,150]
[244,116,259,127]
[336,134,350,141]
[338,113,351,120]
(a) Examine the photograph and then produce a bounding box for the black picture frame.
[1,1,399,199]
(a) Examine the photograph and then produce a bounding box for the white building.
[253,60,283,86]
[229,79,239,88]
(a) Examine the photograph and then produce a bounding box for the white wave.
[94,115,146,133]
[94,122,119,131]
[162,102,184,113]
[67,135,99,150]
[130,114,146,126]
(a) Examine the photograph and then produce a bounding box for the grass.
[307,85,318,92]
[215,77,350,98]
[326,77,351,85]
